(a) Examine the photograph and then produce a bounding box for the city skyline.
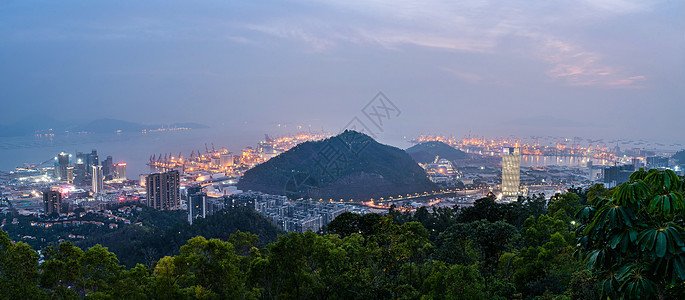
[1,1,683,144]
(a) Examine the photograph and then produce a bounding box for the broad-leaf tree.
[576,169,685,299]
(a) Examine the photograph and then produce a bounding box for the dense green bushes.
[2,170,684,299]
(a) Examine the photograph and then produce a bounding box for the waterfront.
[0,127,265,178]
[0,131,661,179]
[520,155,609,168]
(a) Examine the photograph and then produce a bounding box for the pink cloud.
[541,39,645,88]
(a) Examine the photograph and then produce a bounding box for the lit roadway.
[360,187,488,208]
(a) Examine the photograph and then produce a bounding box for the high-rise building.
[146,170,180,210]
[114,163,127,180]
[76,152,86,165]
[75,152,88,185]
[57,152,70,181]
[92,165,103,194]
[74,160,87,186]
[43,190,62,215]
[86,150,99,170]
[187,185,206,224]
[102,156,114,179]
[502,147,520,197]
[66,166,74,184]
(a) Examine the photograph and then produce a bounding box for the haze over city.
[3,2,685,299]
[1,0,684,144]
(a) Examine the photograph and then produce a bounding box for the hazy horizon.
[1,0,684,145]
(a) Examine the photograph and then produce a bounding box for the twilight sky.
[1,0,684,144]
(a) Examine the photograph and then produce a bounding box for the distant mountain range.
[0,116,208,137]
[237,130,438,201]
[405,141,467,163]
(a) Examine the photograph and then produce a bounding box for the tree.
[78,244,123,296]
[576,169,685,299]
[40,241,84,299]
[434,223,476,265]
[458,198,506,223]
[104,264,154,299]
[176,236,248,298]
[0,231,42,299]
[511,213,580,297]
[471,220,519,274]
[548,192,582,220]
[422,262,488,300]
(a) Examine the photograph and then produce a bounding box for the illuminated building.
[220,153,234,167]
[114,163,127,180]
[88,150,99,168]
[43,190,62,215]
[92,165,103,194]
[66,166,74,184]
[146,170,180,210]
[139,174,148,187]
[187,185,206,224]
[57,152,69,181]
[502,147,520,197]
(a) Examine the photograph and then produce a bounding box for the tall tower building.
[74,160,86,186]
[57,152,70,181]
[43,190,62,215]
[102,156,114,179]
[86,150,99,170]
[146,170,180,210]
[92,165,103,194]
[502,147,521,198]
[187,185,206,224]
[66,166,74,184]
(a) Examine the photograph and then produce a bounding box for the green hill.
[237,130,437,200]
[405,141,467,163]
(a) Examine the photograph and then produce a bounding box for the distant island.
[238,130,438,201]
[405,141,467,163]
[0,116,208,137]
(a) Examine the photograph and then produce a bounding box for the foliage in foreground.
[576,169,685,299]
[1,169,683,299]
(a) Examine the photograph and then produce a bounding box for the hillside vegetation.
[238,130,437,200]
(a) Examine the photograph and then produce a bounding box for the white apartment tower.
[92,165,103,194]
